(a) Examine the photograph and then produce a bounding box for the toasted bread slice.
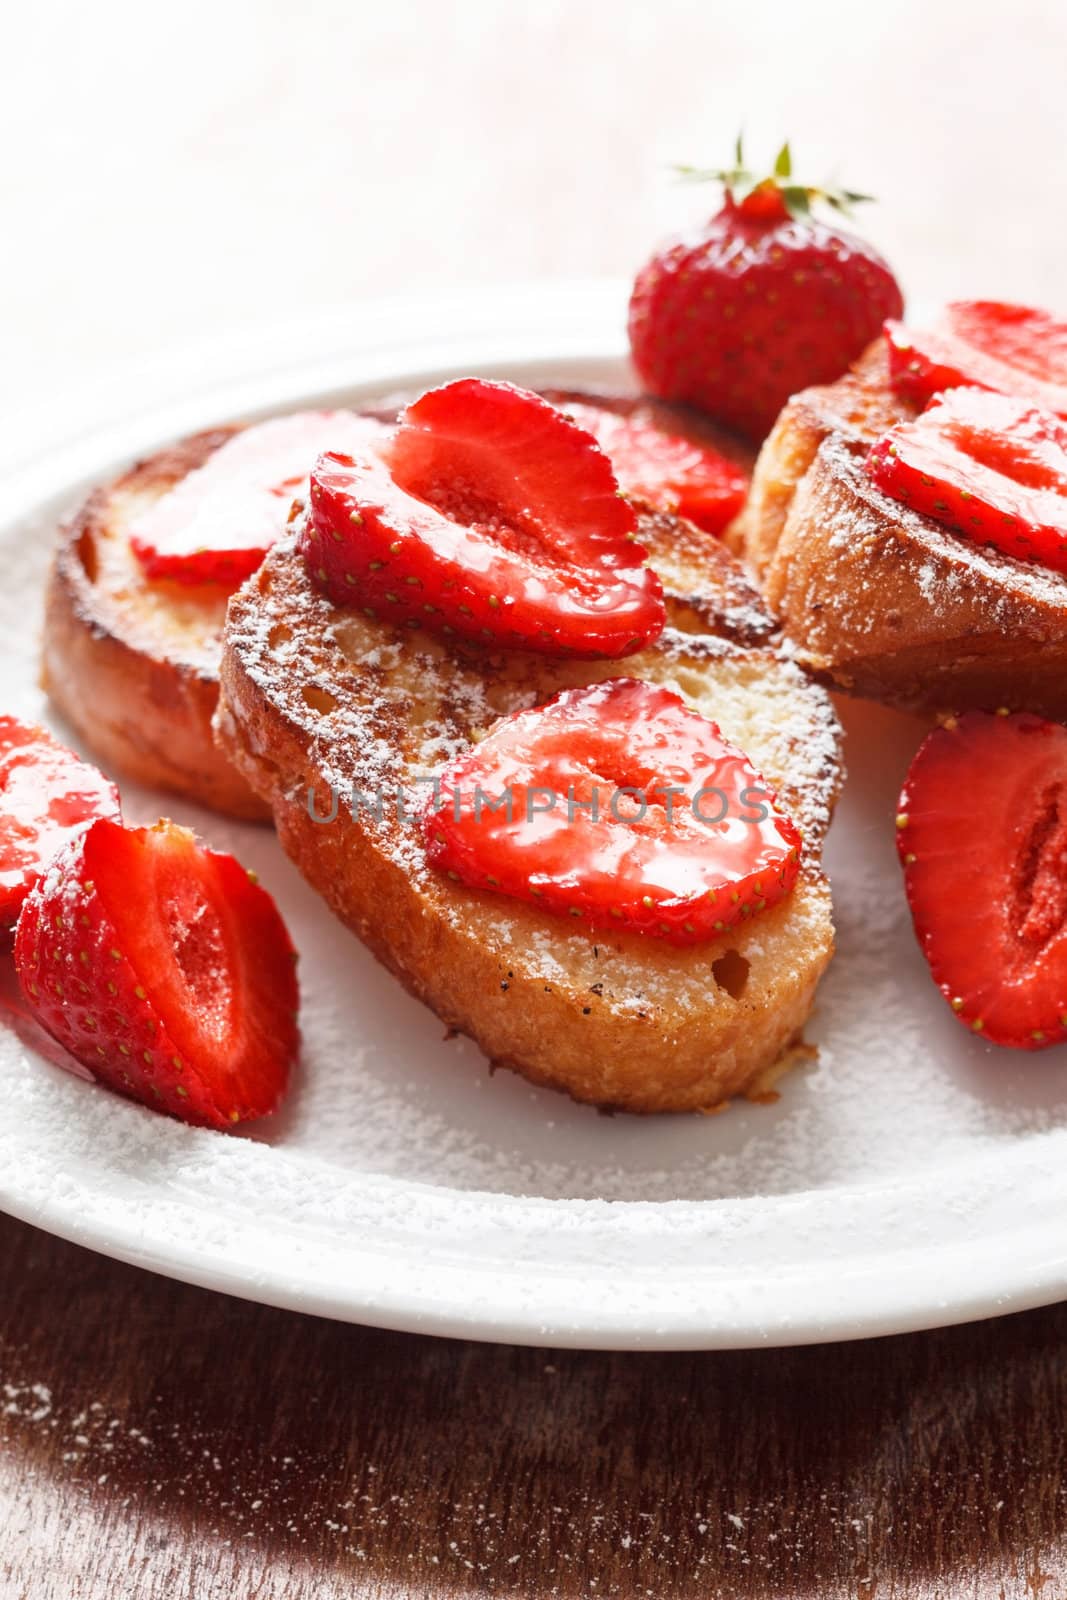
[735,339,1067,718]
[44,395,762,820]
[216,531,842,1113]
[43,427,271,819]
[761,435,1067,716]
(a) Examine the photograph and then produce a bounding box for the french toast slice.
[44,396,761,820]
[44,427,271,820]
[216,533,842,1113]
[736,339,1067,718]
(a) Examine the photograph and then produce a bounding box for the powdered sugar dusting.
[808,435,1067,641]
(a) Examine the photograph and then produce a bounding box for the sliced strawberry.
[301,379,665,658]
[422,677,801,945]
[897,711,1067,1050]
[865,387,1067,575]
[130,411,392,589]
[885,302,1067,416]
[0,717,121,943]
[14,818,298,1127]
[556,400,749,535]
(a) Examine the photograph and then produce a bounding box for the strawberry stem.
[675,133,875,222]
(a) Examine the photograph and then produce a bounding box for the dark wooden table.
[1,1212,1063,1597]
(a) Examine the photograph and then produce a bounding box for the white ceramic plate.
[2,283,1066,1351]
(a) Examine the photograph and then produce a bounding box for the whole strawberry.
[628,138,904,441]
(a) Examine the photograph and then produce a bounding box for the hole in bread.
[712,948,750,1000]
[268,623,293,649]
[301,684,338,715]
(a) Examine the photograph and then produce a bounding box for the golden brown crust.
[736,338,1067,718]
[216,531,842,1114]
[630,503,777,645]
[43,428,271,819]
[733,338,914,575]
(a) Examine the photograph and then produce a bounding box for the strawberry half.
[897,712,1067,1050]
[300,379,665,658]
[885,301,1067,417]
[556,399,749,536]
[14,818,299,1127]
[130,410,391,589]
[866,388,1067,575]
[422,677,801,945]
[0,717,121,943]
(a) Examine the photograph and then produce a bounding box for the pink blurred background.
[5,0,1062,414]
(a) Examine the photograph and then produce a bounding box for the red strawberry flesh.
[423,677,801,945]
[885,301,1067,417]
[301,379,665,657]
[557,400,749,535]
[130,410,392,589]
[898,711,1067,1049]
[866,387,1067,575]
[13,818,298,1127]
[0,717,121,941]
